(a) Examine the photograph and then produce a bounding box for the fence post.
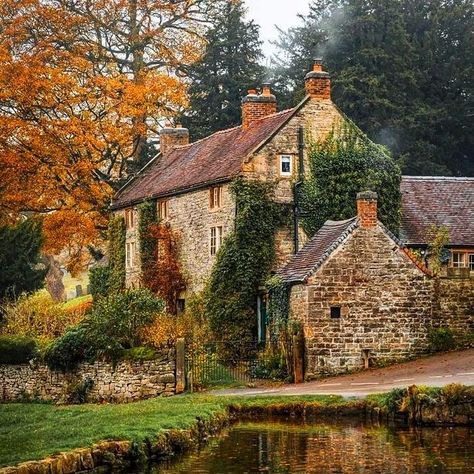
[176,338,185,394]
[292,334,304,384]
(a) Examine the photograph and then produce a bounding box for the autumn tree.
[0,0,213,271]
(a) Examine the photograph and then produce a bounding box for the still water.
[131,420,474,473]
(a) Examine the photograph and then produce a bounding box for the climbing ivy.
[138,200,158,279]
[266,275,291,342]
[204,178,284,361]
[107,214,126,293]
[300,123,402,236]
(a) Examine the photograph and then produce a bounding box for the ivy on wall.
[204,178,283,361]
[300,123,402,236]
[138,200,158,279]
[107,215,126,293]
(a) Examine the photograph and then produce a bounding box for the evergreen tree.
[181,0,265,139]
[0,219,47,301]
[271,0,474,176]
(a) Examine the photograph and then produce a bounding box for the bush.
[0,335,37,364]
[429,327,456,352]
[88,266,111,299]
[122,346,158,362]
[0,291,86,343]
[43,326,91,371]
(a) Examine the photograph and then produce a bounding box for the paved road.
[213,349,474,397]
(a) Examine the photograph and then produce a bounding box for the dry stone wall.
[0,347,176,403]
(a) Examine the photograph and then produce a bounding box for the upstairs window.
[210,226,223,256]
[125,208,134,229]
[209,186,223,210]
[280,155,292,176]
[126,241,137,269]
[158,199,169,219]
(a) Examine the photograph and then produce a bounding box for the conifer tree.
[182,0,265,139]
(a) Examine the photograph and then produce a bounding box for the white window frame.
[210,226,223,256]
[210,186,222,210]
[158,199,169,219]
[451,252,466,268]
[280,155,292,176]
[125,208,134,229]
[126,241,136,269]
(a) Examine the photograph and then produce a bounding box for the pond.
[128,419,474,473]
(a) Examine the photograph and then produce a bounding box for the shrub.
[88,266,111,300]
[0,335,37,364]
[43,326,91,371]
[0,291,85,343]
[122,346,158,361]
[429,327,456,352]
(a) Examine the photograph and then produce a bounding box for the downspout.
[293,126,305,254]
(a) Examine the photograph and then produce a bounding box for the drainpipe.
[293,126,305,254]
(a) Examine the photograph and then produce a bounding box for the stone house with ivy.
[111,60,342,308]
[277,190,473,377]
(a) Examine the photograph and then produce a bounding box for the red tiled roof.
[400,176,474,246]
[112,109,295,209]
[277,218,358,283]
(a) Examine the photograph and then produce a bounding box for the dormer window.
[158,199,169,219]
[280,155,292,176]
[209,186,223,210]
[125,208,134,229]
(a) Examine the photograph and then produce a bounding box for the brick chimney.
[160,123,189,155]
[305,58,331,100]
[241,84,277,130]
[356,191,378,228]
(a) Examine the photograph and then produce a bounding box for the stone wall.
[434,277,474,335]
[0,347,176,403]
[291,226,434,378]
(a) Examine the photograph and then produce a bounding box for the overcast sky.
[246,0,310,59]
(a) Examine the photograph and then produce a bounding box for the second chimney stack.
[305,58,331,100]
[357,191,378,228]
[242,84,277,130]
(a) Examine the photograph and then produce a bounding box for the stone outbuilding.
[277,192,441,377]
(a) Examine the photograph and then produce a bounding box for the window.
[451,252,465,268]
[158,200,169,219]
[210,226,223,256]
[125,208,134,229]
[126,241,137,269]
[330,306,341,319]
[280,155,292,176]
[209,186,223,210]
[470,254,474,271]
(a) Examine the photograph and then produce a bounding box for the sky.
[246,0,310,59]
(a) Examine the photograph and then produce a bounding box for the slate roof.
[112,108,296,209]
[277,218,358,283]
[400,176,474,246]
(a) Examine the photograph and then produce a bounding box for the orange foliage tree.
[0,0,212,272]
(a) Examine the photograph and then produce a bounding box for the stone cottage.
[277,191,474,377]
[111,60,344,300]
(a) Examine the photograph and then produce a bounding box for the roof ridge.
[402,176,474,181]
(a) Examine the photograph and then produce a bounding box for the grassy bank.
[1,386,472,469]
[0,394,346,467]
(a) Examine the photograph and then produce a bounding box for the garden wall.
[0,346,176,403]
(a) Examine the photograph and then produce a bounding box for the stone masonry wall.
[292,226,434,378]
[434,277,474,335]
[120,183,235,294]
[0,347,176,403]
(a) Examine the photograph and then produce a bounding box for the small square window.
[158,200,169,219]
[330,306,341,319]
[209,186,223,209]
[451,252,466,268]
[280,155,292,176]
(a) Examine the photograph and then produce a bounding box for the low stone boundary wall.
[0,346,177,403]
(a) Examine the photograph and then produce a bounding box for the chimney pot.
[305,58,331,100]
[356,191,378,228]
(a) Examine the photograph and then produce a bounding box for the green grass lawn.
[0,394,345,467]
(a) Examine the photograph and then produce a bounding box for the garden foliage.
[300,123,401,236]
[204,179,284,360]
[0,335,37,364]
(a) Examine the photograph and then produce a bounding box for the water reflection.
[131,420,474,473]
